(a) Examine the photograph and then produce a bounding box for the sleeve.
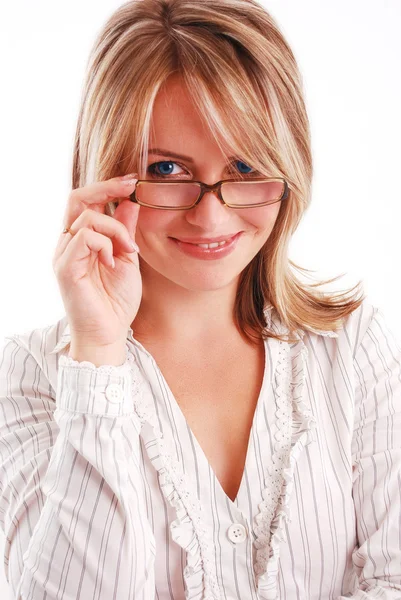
[0,336,156,599]
[336,307,401,600]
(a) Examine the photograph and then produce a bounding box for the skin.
[131,75,281,349]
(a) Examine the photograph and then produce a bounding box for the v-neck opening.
[128,332,268,509]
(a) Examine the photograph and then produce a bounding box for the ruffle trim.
[253,313,317,600]
[59,345,131,374]
[125,351,221,600]
[124,308,317,600]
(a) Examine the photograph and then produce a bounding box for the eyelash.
[147,160,260,179]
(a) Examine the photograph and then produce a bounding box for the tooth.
[195,240,227,249]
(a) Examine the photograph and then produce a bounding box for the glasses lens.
[222,180,285,206]
[135,180,285,208]
[135,182,200,208]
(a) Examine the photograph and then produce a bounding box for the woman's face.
[135,76,282,292]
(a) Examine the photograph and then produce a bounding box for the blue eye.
[148,161,179,176]
[147,158,258,179]
[236,160,254,174]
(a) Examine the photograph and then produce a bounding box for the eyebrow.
[148,147,237,163]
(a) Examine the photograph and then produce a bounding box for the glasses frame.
[128,177,290,210]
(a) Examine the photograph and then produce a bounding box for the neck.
[131,262,242,347]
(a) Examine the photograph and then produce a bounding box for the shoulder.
[0,315,68,393]
[339,298,381,353]
[300,298,401,377]
[294,298,393,361]
[269,298,380,350]
[338,299,400,360]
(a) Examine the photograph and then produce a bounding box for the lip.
[170,232,243,260]
[172,233,242,244]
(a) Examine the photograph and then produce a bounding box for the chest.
[149,340,266,502]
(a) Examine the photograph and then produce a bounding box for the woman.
[1,0,400,598]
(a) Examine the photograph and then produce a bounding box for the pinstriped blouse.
[0,300,401,600]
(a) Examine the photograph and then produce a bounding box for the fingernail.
[121,172,138,179]
[120,173,138,185]
[131,241,140,253]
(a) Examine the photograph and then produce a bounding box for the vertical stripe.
[0,300,400,598]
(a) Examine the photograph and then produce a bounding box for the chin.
[170,268,243,292]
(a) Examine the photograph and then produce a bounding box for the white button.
[227,523,247,544]
[105,383,123,403]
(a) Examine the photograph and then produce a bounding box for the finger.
[56,174,139,259]
[55,228,115,278]
[62,174,139,235]
[113,198,141,244]
[54,206,138,264]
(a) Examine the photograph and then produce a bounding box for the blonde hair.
[71,0,365,345]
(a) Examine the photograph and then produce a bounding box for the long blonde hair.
[72,0,365,345]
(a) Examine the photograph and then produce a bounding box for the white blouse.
[0,300,400,600]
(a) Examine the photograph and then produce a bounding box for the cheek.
[244,203,281,234]
[136,207,175,234]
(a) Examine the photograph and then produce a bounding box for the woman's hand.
[52,174,142,357]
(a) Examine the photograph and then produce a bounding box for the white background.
[0,0,400,596]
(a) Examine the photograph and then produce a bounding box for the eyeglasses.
[129,177,289,210]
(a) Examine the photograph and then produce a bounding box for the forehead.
[153,75,199,119]
[149,75,227,153]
